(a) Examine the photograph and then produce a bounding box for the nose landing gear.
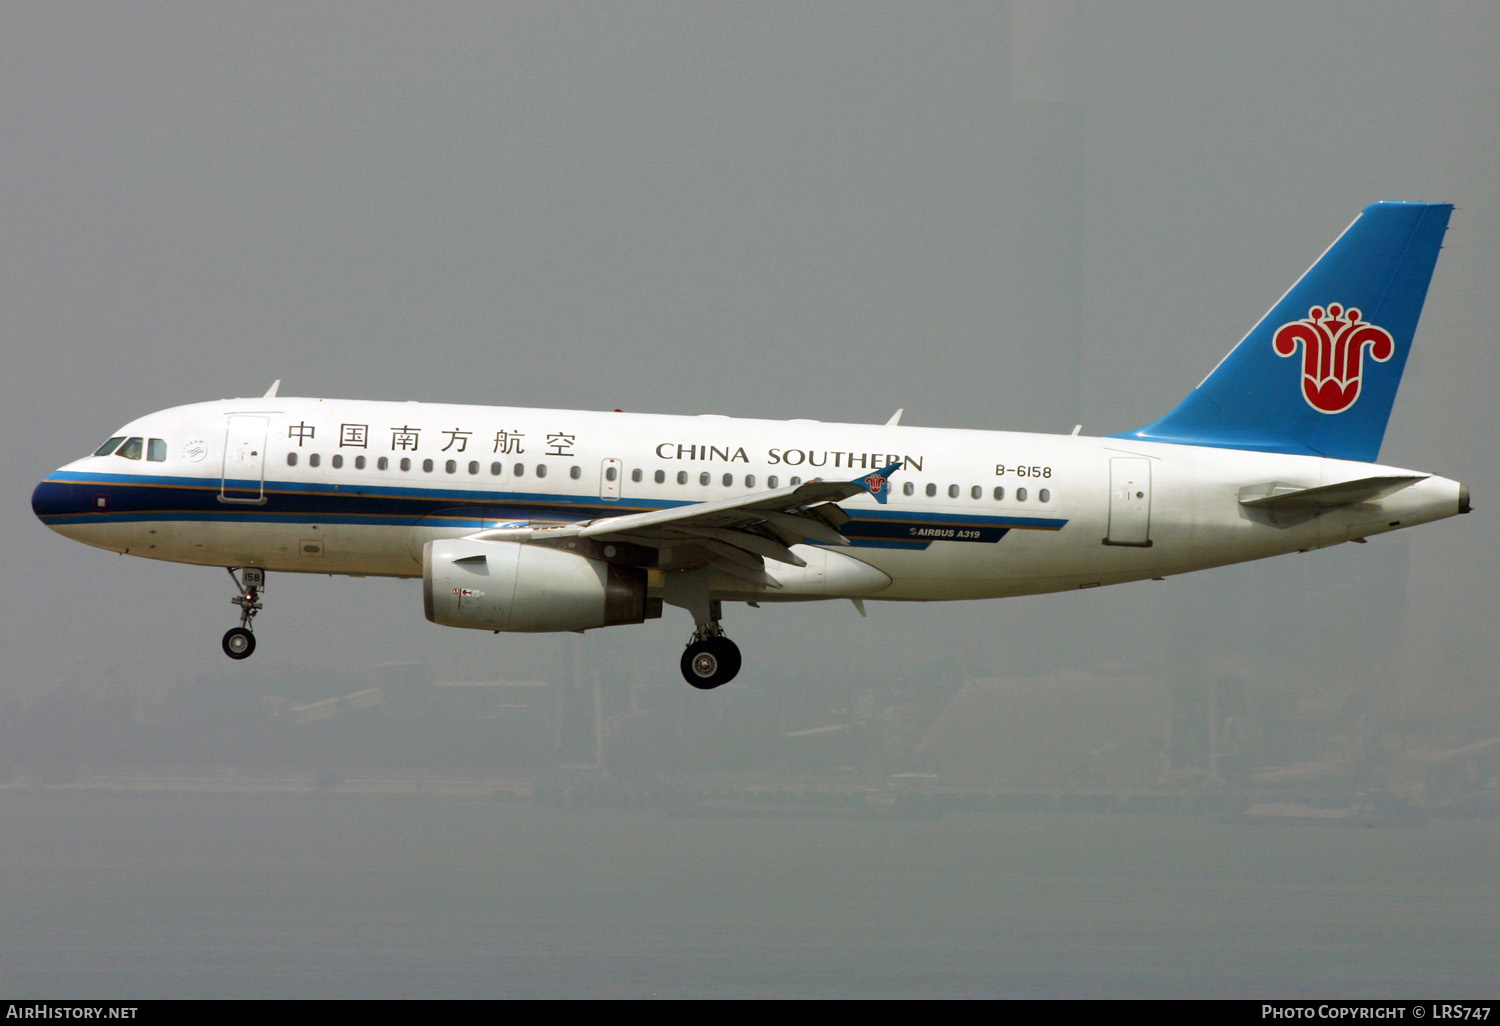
[222,567,264,660]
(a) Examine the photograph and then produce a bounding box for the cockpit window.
[115,437,144,460]
[94,436,126,456]
[147,438,167,462]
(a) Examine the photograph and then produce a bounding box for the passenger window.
[286,453,298,467]
[513,463,525,477]
[491,462,502,475]
[1039,488,1051,503]
[331,454,343,469]
[903,482,914,496]
[468,461,479,475]
[768,476,779,488]
[147,438,167,462]
[570,466,582,480]
[677,471,688,485]
[604,466,617,482]
[94,437,126,457]
[1017,487,1028,502]
[654,470,666,484]
[356,456,367,470]
[445,460,457,474]
[993,486,1005,501]
[378,457,389,470]
[699,472,710,486]
[400,458,412,471]
[948,485,959,499]
[745,474,756,488]
[535,465,547,478]
[116,437,143,460]
[309,453,321,468]
[422,459,434,473]
[925,483,937,497]
[790,477,802,486]
[722,473,733,487]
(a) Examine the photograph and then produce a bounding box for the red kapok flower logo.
[1272,303,1395,414]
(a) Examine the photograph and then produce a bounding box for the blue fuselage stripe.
[33,471,1068,544]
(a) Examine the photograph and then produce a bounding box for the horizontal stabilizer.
[1239,475,1427,524]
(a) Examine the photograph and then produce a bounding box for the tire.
[222,627,256,660]
[680,636,741,689]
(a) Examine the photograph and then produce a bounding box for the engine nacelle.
[423,538,656,632]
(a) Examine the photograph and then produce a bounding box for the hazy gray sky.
[5,2,1495,710]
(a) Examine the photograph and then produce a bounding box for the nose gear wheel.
[222,627,255,659]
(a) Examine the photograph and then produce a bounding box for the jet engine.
[423,538,656,632]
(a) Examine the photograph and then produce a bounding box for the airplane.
[32,202,1469,689]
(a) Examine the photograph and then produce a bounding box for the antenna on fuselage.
[263,379,281,398]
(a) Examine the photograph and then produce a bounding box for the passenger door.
[220,416,269,504]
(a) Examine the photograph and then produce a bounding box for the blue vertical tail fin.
[1112,202,1452,462]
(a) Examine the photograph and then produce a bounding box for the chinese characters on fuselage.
[283,424,927,471]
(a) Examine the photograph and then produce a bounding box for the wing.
[469,463,901,587]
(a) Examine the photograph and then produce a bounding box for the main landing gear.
[222,567,264,660]
[680,602,741,690]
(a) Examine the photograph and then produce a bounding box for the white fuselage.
[35,396,1466,605]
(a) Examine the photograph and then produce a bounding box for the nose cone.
[33,470,128,553]
[32,473,74,527]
